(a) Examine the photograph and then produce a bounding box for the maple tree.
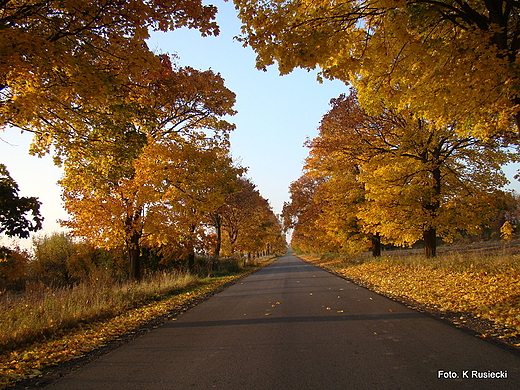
[282,174,333,254]
[235,0,520,136]
[0,164,43,239]
[1,0,220,156]
[217,177,286,258]
[500,220,515,241]
[135,137,243,270]
[59,62,238,279]
[61,135,240,279]
[300,92,516,257]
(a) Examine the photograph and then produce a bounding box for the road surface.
[43,254,519,389]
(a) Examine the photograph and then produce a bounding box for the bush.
[0,247,32,291]
[29,233,127,287]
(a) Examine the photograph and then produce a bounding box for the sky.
[1,0,519,249]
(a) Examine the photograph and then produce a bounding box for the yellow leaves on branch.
[55,55,242,263]
[235,0,520,136]
[1,0,221,156]
[500,221,515,242]
[288,91,514,254]
[61,136,241,250]
[219,177,286,256]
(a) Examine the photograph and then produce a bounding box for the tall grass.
[0,271,198,353]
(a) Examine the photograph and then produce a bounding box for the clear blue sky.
[146,0,347,214]
[1,0,519,248]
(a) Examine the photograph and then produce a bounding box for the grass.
[0,271,198,354]
[0,256,278,389]
[300,245,520,342]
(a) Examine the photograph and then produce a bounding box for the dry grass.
[0,271,198,353]
[0,256,278,389]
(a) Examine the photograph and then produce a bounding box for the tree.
[60,63,237,279]
[282,174,333,254]
[304,92,516,257]
[62,135,240,278]
[1,0,220,154]
[235,0,520,136]
[304,93,384,256]
[0,246,31,291]
[0,164,43,238]
[218,177,286,257]
[134,137,243,270]
[500,220,515,241]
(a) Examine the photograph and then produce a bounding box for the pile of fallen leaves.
[0,259,275,389]
[301,252,520,346]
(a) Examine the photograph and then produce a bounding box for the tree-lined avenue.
[43,254,520,389]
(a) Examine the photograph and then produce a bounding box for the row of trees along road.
[235,0,520,256]
[0,1,285,281]
[283,93,517,257]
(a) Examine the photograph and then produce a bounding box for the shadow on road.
[163,312,424,328]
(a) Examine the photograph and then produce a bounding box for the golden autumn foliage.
[56,58,242,279]
[501,221,516,241]
[235,0,520,136]
[1,0,220,153]
[282,174,337,254]
[61,135,242,278]
[218,177,286,257]
[287,92,517,256]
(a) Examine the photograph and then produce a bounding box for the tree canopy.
[235,0,520,136]
[1,0,220,158]
[0,1,287,279]
[58,60,240,279]
[0,164,43,239]
[286,92,516,256]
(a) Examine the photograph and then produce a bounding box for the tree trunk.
[128,231,141,280]
[187,252,195,272]
[422,165,441,258]
[213,214,222,259]
[186,224,197,272]
[423,227,437,258]
[211,225,221,272]
[371,233,381,257]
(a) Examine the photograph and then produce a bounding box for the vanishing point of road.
[43,254,519,389]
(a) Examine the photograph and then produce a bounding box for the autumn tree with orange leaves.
[216,177,286,259]
[283,174,338,254]
[235,0,520,137]
[289,92,516,257]
[60,60,239,279]
[1,0,220,155]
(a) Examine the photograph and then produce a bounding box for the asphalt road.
[44,254,519,389]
